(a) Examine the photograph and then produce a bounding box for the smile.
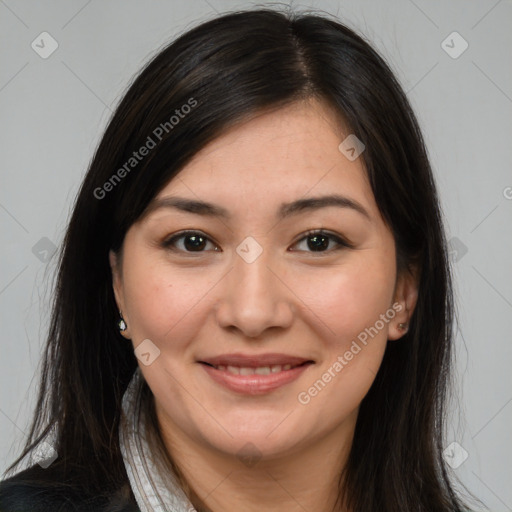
[205,363,303,375]
[198,355,314,395]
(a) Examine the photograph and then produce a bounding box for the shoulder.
[0,464,140,512]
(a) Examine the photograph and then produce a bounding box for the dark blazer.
[0,464,141,512]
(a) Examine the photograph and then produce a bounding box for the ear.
[109,250,130,339]
[388,264,420,341]
[109,250,123,309]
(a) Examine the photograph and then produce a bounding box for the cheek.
[291,253,396,341]
[122,257,218,345]
[295,261,394,418]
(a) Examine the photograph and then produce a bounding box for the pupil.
[185,235,206,251]
[308,234,328,251]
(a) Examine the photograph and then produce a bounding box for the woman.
[0,7,474,512]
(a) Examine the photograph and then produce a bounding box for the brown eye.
[162,231,219,253]
[291,230,352,253]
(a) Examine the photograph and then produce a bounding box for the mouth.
[199,360,312,375]
[197,353,315,395]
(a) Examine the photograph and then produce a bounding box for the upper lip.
[198,353,314,368]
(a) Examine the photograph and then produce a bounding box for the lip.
[198,352,313,367]
[197,353,314,395]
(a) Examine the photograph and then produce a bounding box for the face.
[110,98,417,463]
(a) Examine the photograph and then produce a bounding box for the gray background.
[1,0,511,510]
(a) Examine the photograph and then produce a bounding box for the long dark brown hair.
[4,6,475,511]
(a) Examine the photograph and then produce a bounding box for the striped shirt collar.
[119,367,197,512]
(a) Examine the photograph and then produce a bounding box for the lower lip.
[200,363,313,395]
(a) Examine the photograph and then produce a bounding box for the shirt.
[119,367,197,512]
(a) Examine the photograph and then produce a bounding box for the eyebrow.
[143,194,371,222]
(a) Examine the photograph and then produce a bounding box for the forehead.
[152,99,378,220]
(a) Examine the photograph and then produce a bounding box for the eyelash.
[161,229,353,255]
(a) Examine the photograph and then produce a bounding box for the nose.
[214,243,294,339]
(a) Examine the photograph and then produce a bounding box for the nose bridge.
[215,236,293,337]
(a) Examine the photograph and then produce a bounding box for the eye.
[162,229,353,255]
[162,230,220,253]
[290,229,353,253]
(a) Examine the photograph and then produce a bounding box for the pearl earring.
[118,312,127,332]
[398,323,407,331]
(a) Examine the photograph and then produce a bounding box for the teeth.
[215,364,299,374]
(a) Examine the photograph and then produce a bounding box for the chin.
[190,411,311,461]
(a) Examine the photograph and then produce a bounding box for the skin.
[110,98,419,512]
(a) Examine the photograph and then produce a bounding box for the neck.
[156,409,357,512]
